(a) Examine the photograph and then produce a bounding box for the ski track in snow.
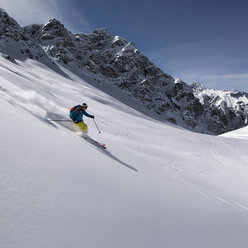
[239,150,248,162]
[163,162,230,206]
[162,139,248,216]
[210,137,233,166]
[209,137,248,183]
[164,160,248,215]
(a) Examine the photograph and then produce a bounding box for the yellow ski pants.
[75,121,88,133]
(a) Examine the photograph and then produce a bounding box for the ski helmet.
[82,103,88,108]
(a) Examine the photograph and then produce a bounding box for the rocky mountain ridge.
[0,8,247,135]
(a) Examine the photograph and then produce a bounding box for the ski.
[92,140,106,149]
[48,119,106,149]
[86,136,106,149]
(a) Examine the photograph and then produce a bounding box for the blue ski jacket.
[70,105,94,123]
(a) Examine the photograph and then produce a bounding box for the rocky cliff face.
[0,9,48,61]
[1,8,247,135]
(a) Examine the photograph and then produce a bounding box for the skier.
[70,103,94,138]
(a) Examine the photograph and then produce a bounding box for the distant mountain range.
[0,8,247,135]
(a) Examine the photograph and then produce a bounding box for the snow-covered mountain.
[191,82,248,133]
[1,8,247,135]
[1,8,248,248]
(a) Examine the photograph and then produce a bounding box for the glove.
[91,115,95,119]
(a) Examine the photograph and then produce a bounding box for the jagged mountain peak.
[0,8,23,39]
[39,18,71,41]
[89,27,110,37]
[111,35,128,47]
[0,8,20,27]
[24,18,72,42]
[191,82,207,92]
[0,9,247,135]
[43,18,64,29]
[87,28,112,50]
[42,18,69,34]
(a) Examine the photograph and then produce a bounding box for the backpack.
[70,105,81,122]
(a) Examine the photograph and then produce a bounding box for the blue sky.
[1,0,247,91]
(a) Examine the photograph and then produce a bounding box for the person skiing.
[70,103,94,137]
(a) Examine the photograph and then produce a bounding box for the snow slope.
[1,56,248,248]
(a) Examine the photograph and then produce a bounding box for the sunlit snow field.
[1,56,248,248]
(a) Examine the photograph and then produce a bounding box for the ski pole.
[49,119,72,122]
[93,118,101,133]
